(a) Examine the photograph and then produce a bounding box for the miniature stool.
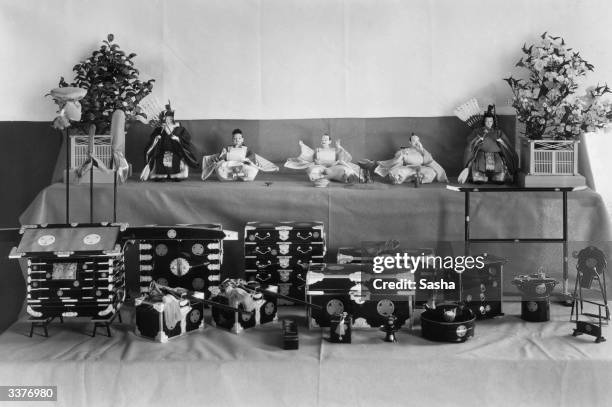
[29,316,63,338]
[91,311,122,337]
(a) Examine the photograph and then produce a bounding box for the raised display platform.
[16,172,611,294]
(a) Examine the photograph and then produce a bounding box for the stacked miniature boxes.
[244,221,326,304]
[9,223,127,321]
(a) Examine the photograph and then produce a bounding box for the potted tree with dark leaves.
[58,33,155,183]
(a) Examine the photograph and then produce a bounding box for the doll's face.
[233,133,244,147]
[484,117,494,129]
[164,116,175,126]
[321,134,331,148]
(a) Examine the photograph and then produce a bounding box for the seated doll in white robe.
[373,134,448,184]
[285,134,363,184]
[201,129,278,182]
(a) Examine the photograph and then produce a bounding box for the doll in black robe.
[140,103,199,181]
[459,105,518,184]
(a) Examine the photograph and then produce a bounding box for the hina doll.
[459,106,518,184]
[284,134,362,184]
[140,103,199,181]
[370,134,448,185]
[201,129,278,181]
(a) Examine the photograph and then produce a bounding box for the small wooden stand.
[29,316,63,338]
[91,311,122,338]
[447,184,581,305]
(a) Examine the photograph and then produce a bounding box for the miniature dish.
[420,304,476,343]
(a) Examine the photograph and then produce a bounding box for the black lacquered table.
[446,184,587,302]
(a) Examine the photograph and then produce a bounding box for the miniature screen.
[51,263,78,280]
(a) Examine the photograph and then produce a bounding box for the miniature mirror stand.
[570,246,609,343]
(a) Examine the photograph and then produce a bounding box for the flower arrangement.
[58,34,155,134]
[504,32,612,140]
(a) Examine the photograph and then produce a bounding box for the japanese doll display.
[371,134,448,184]
[459,106,518,184]
[284,134,363,185]
[201,129,278,182]
[140,103,199,181]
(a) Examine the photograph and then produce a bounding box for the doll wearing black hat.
[141,102,199,181]
[459,105,518,184]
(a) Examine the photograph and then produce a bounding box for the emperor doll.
[459,105,518,184]
[140,102,199,181]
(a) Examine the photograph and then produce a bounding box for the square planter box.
[70,135,113,169]
[62,135,132,184]
[516,121,585,187]
[520,137,579,175]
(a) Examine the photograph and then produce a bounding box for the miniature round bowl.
[420,306,476,343]
[512,274,558,298]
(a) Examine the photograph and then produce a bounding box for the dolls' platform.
[19,169,611,276]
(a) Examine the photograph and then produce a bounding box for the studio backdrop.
[1,0,612,121]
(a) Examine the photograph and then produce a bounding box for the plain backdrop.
[1,0,612,121]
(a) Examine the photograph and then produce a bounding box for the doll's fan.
[457,167,470,184]
[136,95,165,127]
[454,98,482,128]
